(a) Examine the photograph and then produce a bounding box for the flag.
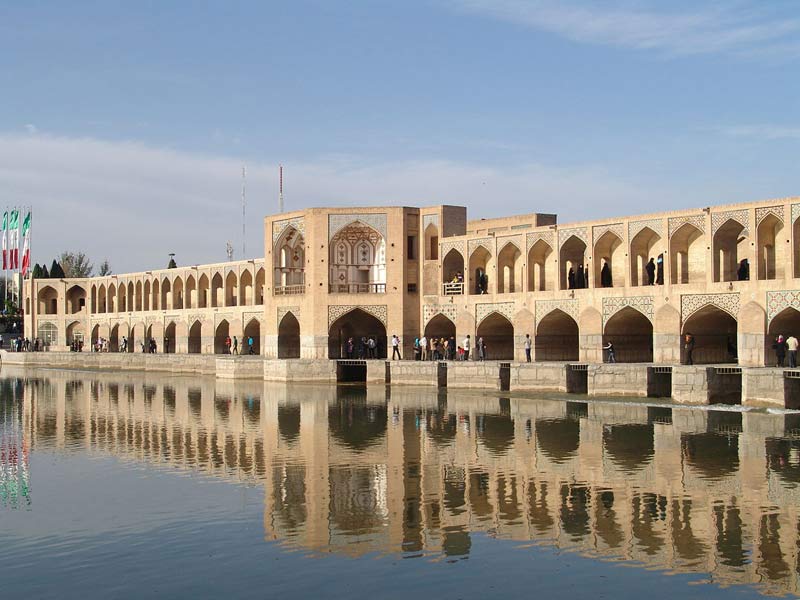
[8,209,18,269]
[1,212,7,270]
[20,211,31,276]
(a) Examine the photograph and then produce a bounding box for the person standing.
[248,336,254,355]
[603,340,616,363]
[345,337,354,358]
[420,334,428,361]
[684,333,695,365]
[646,258,656,285]
[568,267,575,290]
[477,336,485,361]
[524,334,532,363]
[232,336,238,355]
[391,334,401,360]
[600,261,612,287]
[787,334,799,368]
[576,265,585,289]
[463,334,471,361]
[368,336,376,359]
[774,335,786,367]
[656,254,664,285]
[225,335,232,354]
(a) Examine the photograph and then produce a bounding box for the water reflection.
[3,369,800,596]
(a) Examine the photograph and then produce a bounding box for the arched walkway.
[468,246,492,295]
[214,320,230,354]
[757,214,784,280]
[110,324,119,352]
[560,235,587,289]
[630,227,661,286]
[66,321,84,346]
[38,285,58,315]
[442,248,465,295]
[424,314,456,343]
[603,307,653,363]
[274,226,306,293]
[497,242,522,293]
[683,305,738,364]
[65,285,86,314]
[188,321,203,354]
[244,318,261,355]
[713,219,748,282]
[593,231,624,288]
[329,222,386,293]
[767,308,800,366]
[476,312,514,360]
[278,313,300,358]
[164,322,176,354]
[527,240,552,292]
[535,309,579,361]
[670,222,704,284]
[328,309,387,359]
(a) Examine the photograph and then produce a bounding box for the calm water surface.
[1,367,799,599]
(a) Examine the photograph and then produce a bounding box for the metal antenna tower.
[241,166,246,258]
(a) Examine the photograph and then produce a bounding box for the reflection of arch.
[424,314,456,341]
[478,415,515,456]
[630,227,661,286]
[476,312,514,360]
[535,309,578,361]
[603,307,653,363]
[329,393,387,450]
[670,222,704,284]
[243,318,261,355]
[603,424,654,473]
[527,239,552,292]
[497,242,522,294]
[278,405,301,444]
[214,320,230,354]
[188,321,203,354]
[535,418,579,464]
[681,433,739,480]
[682,305,738,364]
[593,231,624,288]
[38,285,59,315]
[468,246,492,295]
[713,219,748,282]
[766,307,800,365]
[756,213,784,280]
[424,221,439,260]
[328,308,387,359]
[560,235,586,290]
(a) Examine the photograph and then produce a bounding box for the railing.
[442,282,464,295]
[274,285,305,296]
[328,283,386,294]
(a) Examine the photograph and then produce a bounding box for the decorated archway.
[328,308,387,359]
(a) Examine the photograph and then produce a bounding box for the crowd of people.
[772,334,799,368]
[0,334,38,352]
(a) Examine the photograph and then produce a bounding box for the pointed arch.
[239,269,253,306]
[329,221,385,294]
[535,309,579,361]
[188,320,203,354]
[468,245,492,295]
[593,230,624,288]
[164,321,177,353]
[278,313,300,358]
[225,271,238,306]
[682,305,738,364]
[424,221,439,260]
[107,283,117,313]
[98,284,107,313]
[127,281,134,310]
[442,248,465,295]
[161,277,171,310]
[424,313,456,342]
[476,312,514,360]
[135,280,143,311]
[254,267,265,304]
[185,275,196,309]
[152,279,160,311]
[214,319,230,354]
[198,273,210,308]
[527,239,553,292]
[143,280,151,311]
[713,219,749,282]
[210,272,223,307]
[603,306,653,362]
[328,308,387,358]
[117,282,127,312]
[497,241,523,294]
[670,222,704,284]
[65,284,86,314]
[560,235,587,290]
[274,226,306,293]
[172,276,184,310]
[629,226,662,286]
[90,284,97,314]
[757,213,784,281]
[244,317,261,355]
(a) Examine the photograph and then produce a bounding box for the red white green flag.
[21,211,32,276]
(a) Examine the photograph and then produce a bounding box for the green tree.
[98,259,112,276]
[59,251,94,277]
[41,264,49,278]
[49,259,65,279]
[31,263,43,278]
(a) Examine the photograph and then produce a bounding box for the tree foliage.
[59,251,94,278]
[168,257,177,269]
[31,263,43,278]
[98,259,112,276]
[49,259,65,279]
[41,264,49,278]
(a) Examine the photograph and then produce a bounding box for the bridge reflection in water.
[10,369,800,597]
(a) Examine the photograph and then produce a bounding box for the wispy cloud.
[0,132,679,273]
[718,124,800,140]
[450,0,800,58]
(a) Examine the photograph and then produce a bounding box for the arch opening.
[329,222,386,294]
[476,312,514,360]
[593,230,624,288]
[328,308,387,359]
[560,236,587,290]
[497,242,522,294]
[244,318,261,355]
[630,227,662,287]
[164,322,176,354]
[682,305,738,364]
[274,226,306,294]
[65,285,86,314]
[469,246,492,295]
[535,309,579,361]
[214,320,230,354]
[670,223,704,284]
[603,307,653,363]
[766,308,800,366]
[424,221,439,260]
[37,285,59,315]
[278,313,300,358]
[757,214,784,281]
[442,248,465,295]
[424,314,456,345]
[188,321,203,354]
[527,239,552,292]
[713,219,749,282]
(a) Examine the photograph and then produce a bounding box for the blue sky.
[1,0,799,272]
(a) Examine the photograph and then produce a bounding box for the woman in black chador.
[576,265,585,288]
[645,257,656,285]
[600,261,612,287]
[568,267,575,290]
[656,254,664,285]
[737,259,749,281]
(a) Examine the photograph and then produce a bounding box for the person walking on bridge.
[391,334,401,360]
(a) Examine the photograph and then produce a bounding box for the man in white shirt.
[463,334,471,361]
[420,335,428,361]
[391,334,401,360]
[787,335,799,368]
[524,334,532,363]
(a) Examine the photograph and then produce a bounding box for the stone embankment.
[2,352,798,409]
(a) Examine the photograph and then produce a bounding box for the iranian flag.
[8,209,19,269]
[21,211,32,276]
[1,211,7,270]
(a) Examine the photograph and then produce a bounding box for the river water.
[1,368,799,599]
